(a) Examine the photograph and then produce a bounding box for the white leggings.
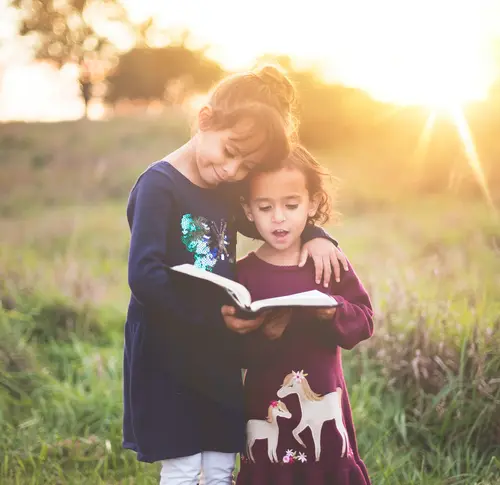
[160,451,236,485]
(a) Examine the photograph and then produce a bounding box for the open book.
[170,263,340,315]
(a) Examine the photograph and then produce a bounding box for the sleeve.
[127,168,221,328]
[224,182,338,245]
[312,258,374,350]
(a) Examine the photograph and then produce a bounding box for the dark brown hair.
[203,65,298,167]
[244,144,337,225]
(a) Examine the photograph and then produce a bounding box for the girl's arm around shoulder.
[314,256,374,350]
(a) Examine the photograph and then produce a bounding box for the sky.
[1,0,500,121]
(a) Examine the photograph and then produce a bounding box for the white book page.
[170,264,252,308]
[249,290,338,312]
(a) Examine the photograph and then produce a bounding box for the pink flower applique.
[282,449,297,464]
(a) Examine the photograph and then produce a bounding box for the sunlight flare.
[450,107,495,211]
[412,111,436,166]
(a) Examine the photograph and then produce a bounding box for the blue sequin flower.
[180,214,234,271]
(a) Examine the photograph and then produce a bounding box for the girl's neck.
[255,240,302,267]
[166,138,207,188]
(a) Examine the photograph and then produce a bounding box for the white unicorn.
[246,400,292,463]
[277,370,350,462]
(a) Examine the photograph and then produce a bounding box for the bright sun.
[316,0,498,109]
[1,0,499,122]
[118,0,499,109]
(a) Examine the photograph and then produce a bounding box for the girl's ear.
[308,193,321,218]
[240,197,254,222]
[198,105,213,131]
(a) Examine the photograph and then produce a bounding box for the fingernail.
[336,277,340,282]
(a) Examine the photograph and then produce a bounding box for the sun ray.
[449,107,496,212]
[412,111,436,166]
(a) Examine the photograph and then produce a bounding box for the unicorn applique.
[277,370,351,462]
[246,400,292,463]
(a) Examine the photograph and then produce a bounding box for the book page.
[170,264,252,309]
[250,290,338,313]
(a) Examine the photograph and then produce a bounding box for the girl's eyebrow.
[253,194,301,203]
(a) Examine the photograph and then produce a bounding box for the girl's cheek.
[229,169,249,183]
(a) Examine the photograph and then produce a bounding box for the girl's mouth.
[272,229,289,239]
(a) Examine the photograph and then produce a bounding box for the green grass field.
[0,116,499,484]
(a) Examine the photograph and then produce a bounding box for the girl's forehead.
[226,118,267,158]
[249,167,307,195]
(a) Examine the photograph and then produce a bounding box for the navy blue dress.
[123,160,336,463]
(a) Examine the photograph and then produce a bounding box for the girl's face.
[194,116,268,188]
[242,167,320,252]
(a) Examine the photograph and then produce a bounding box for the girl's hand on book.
[262,310,292,340]
[315,307,337,320]
[221,305,268,334]
[299,240,349,287]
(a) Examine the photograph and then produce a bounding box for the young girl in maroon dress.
[235,145,374,485]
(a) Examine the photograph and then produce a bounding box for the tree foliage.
[105,45,224,104]
[9,0,126,68]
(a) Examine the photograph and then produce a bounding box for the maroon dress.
[236,252,373,485]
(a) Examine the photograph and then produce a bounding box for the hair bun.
[253,65,296,110]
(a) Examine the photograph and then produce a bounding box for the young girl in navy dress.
[236,145,374,485]
[123,66,348,485]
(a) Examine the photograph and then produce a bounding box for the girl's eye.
[258,206,272,212]
[286,204,299,210]
[224,147,236,158]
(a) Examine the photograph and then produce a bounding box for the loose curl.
[284,145,336,225]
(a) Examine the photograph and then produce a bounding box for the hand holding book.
[170,264,340,316]
[221,305,270,334]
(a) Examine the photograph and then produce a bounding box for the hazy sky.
[1,0,500,121]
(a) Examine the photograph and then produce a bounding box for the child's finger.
[329,251,341,284]
[322,255,332,288]
[336,248,349,272]
[221,307,267,334]
[317,308,336,320]
[221,305,236,316]
[312,254,323,285]
[298,246,309,267]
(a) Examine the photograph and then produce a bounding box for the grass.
[0,115,499,484]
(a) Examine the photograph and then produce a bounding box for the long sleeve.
[127,167,221,328]
[314,259,374,350]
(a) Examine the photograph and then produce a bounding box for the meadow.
[0,115,499,484]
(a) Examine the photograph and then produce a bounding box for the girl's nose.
[272,208,286,223]
[221,159,241,178]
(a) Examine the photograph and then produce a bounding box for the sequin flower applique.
[180,214,234,271]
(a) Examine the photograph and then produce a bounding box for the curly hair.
[241,144,338,225]
[281,145,335,225]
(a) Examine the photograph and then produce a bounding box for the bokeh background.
[0,1,499,484]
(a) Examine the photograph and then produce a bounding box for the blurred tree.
[9,0,128,118]
[79,70,92,118]
[105,44,224,105]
